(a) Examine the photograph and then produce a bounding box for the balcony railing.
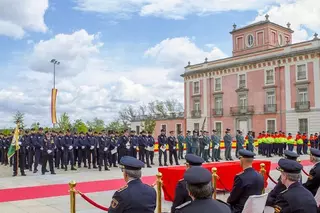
[230,105,254,116]
[191,110,201,118]
[212,108,223,117]
[264,104,277,113]
[295,101,310,112]
[131,112,184,121]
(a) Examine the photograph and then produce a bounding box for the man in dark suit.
[266,150,299,206]
[303,148,320,196]
[171,154,204,212]
[108,156,156,213]
[227,150,264,213]
[174,166,231,213]
[273,158,318,213]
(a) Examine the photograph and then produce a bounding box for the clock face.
[246,34,254,48]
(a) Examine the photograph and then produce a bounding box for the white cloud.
[2,30,219,127]
[0,0,48,38]
[252,0,320,42]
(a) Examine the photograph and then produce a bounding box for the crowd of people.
[0,126,319,177]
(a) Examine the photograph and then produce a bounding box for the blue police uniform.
[274,158,318,213]
[227,150,264,213]
[171,154,205,213]
[174,166,231,213]
[266,150,300,206]
[158,130,168,166]
[108,156,156,213]
[303,148,320,196]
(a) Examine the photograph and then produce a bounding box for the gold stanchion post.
[69,181,77,213]
[156,173,163,213]
[212,167,217,200]
[259,163,266,194]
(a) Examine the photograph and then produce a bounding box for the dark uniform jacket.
[174,199,231,213]
[303,162,320,196]
[227,167,264,213]
[171,179,191,213]
[108,179,156,213]
[274,182,318,213]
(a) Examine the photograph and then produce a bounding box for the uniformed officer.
[117,129,131,160]
[87,130,98,169]
[211,130,220,162]
[168,130,179,166]
[174,166,231,213]
[177,131,185,160]
[108,130,118,168]
[303,148,320,196]
[158,129,168,166]
[13,128,27,176]
[78,132,88,168]
[41,131,56,175]
[171,154,204,213]
[33,127,44,173]
[98,132,110,171]
[64,130,77,171]
[191,130,199,155]
[108,156,156,213]
[147,131,155,165]
[266,150,299,206]
[227,150,264,213]
[273,158,318,213]
[224,128,233,161]
[185,131,192,154]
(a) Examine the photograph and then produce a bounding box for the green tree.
[73,119,88,133]
[143,117,156,134]
[13,111,25,128]
[87,117,105,132]
[57,112,72,132]
[2,129,11,136]
[30,122,40,131]
[106,120,126,132]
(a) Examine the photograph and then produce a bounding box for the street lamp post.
[50,59,60,128]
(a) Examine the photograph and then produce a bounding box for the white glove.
[27,146,29,149]
[18,142,22,145]
[76,146,78,149]
[173,147,176,150]
[104,147,108,152]
[90,146,94,150]
[40,147,44,151]
[82,146,85,149]
[133,146,137,149]
[4,147,7,149]
[47,150,52,154]
[69,146,73,150]
[61,147,64,150]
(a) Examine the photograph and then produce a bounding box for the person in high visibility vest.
[287,133,295,151]
[296,132,303,155]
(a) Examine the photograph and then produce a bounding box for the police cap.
[39,127,43,130]
[310,148,320,157]
[184,167,211,185]
[185,154,204,166]
[120,156,144,170]
[284,150,299,160]
[239,150,255,158]
[277,158,302,174]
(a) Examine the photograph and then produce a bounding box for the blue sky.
[0,0,318,127]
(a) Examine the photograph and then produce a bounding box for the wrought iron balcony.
[230,106,254,116]
[295,101,310,112]
[264,104,277,113]
[191,110,201,118]
[212,108,223,117]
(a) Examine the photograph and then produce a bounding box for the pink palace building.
[182,15,320,136]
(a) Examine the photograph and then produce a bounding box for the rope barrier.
[267,173,278,184]
[217,176,231,193]
[77,190,109,211]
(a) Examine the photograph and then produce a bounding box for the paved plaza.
[0,150,312,213]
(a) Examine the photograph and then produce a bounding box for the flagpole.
[16,149,19,175]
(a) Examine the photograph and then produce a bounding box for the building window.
[266,119,276,133]
[239,94,247,108]
[194,123,200,131]
[176,124,182,134]
[298,88,308,102]
[215,122,222,136]
[214,77,222,91]
[298,119,308,134]
[193,81,200,94]
[238,74,246,88]
[278,34,283,46]
[136,126,140,134]
[194,100,200,111]
[266,91,276,105]
[246,34,254,48]
[297,64,307,81]
[265,69,274,84]
[215,97,223,109]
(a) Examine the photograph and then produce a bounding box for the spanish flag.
[7,123,20,160]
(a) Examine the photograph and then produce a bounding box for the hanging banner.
[51,88,58,124]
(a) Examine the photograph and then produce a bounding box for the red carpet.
[0,159,313,203]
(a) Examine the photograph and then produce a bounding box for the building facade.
[183,15,320,136]
[130,112,185,137]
